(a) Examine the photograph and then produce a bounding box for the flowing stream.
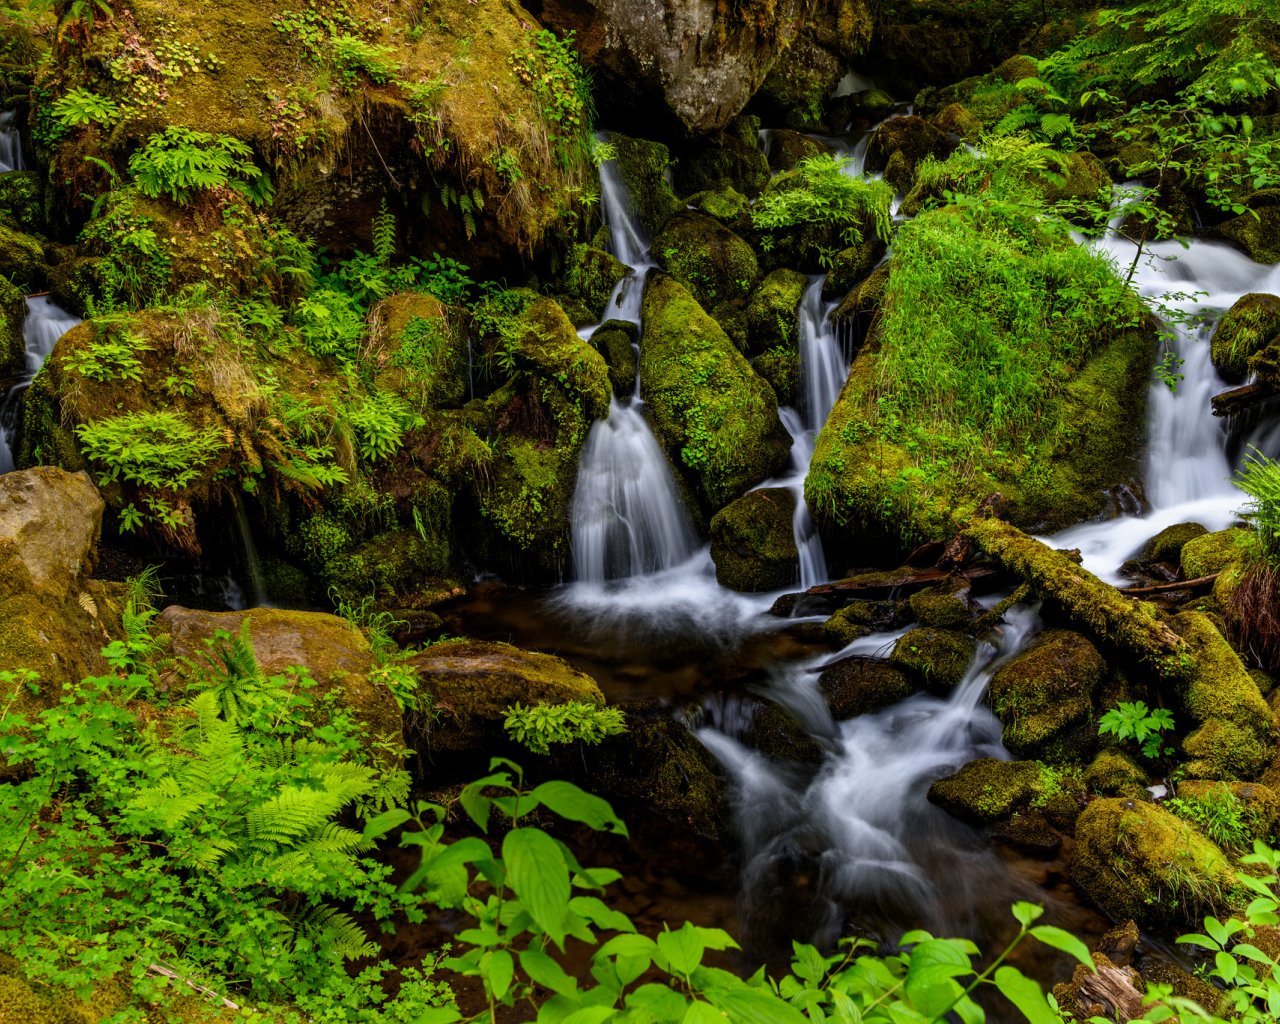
[0,296,81,475]
[0,110,22,172]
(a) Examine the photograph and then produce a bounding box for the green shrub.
[344,392,425,461]
[128,126,274,207]
[503,700,627,754]
[75,409,226,491]
[51,87,120,127]
[752,155,894,245]
[295,287,366,359]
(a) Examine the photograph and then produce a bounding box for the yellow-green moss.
[1181,528,1248,579]
[652,211,760,313]
[989,629,1105,759]
[752,348,799,405]
[1176,779,1280,843]
[1211,293,1280,382]
[612,133,682,236]
[563,245,628,324]
[1139,521,1209,565]
[889,626,975,689]
[1209,206,1280,265]
[927,757,1051,824]
[1083,748,1148,796]
[907,576,971,627]
[709,487,798,592]
[745,268,808,353]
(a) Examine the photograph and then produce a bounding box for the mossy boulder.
[1139,522,1209,566]
[409,639,603,753]
[863,116,958,181]
[0,170,45,235]
[753,701,824,763]
[1177,780,1280,843]
[1083,749,1149,797]
[0,220,46,289]
[1182,717,1275,782]
[822,605,873,647]
[821,237,887,301]
[746,269,809,354]
[590,319,638,397]
[159,605,402,752]
[1036,152,1110,209]
[640,273,792,509]
[818,656,917,718]
[651,212,759,312]
[1072,797,1240,928]
[889,627,976,690]
[1207,206,1280,265]
[563,245,629,325]
[927,758,1051,825]
[373,291,469,410]
[1181,528,1247,579]
[828,262,889,327]
[929,103,983,143]
[844,88,897,124]
[612,133,682,238]
[753,348,799,405]
[675,119,770,199]
[709,487,798,592]
[907,576,972,628]
[989,629,1105,761]
[0,276,27,380]
[687,187,752,224]
[1211,293,1280,383]
[765,129,829,173]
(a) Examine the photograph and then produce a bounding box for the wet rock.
[764,129,830,173]
[988,629,1105,761]
[686,187,752,225]
[827,262,888,327]
[818,656,917,719]
[675,117,770,199]
[746,269,809,354]
[820,237,887,301]
[640,273,792,509]
[1083,749,1149,797]
[889,627,976,691]
[651,211,760,312]
[929,103,982,143]
[0,222,46,290]
[612,134,683,237]
[1207,206,1280,265]
[590,319,639,396]
[907,576,972,628]
[1181,527,1247,578]
[1036,151,1110,209]
[1072,797,1240,927]
[0,171,44,236]
[753,348,799,405]
[989,813,1061,854]
[1211,293,1280,382]
[821,606,872,647]
[409,639,603,753]
[883,149,914,192]
[768,591,835,618]
[709,487,798,592]
[0,278,24,374]
[844,88,897,124]
[1136,959,1224,1018]
[927,758,1049,825]
[563,245,629,325]
[753,701,824,763]
[863,116,958,178]
[1139,521,1208,566]
[1176,779,1280,842]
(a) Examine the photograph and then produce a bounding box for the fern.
[129,126,274,206]
[371,199,396,264]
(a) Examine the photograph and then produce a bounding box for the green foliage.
[1234,446,1280,563]
[63,322,151,382]
[1168,789,1257,853]
[503,700,627,755]
[328,35,396,90]
[508,29,593,164]
[296,287,366,359]
[345,392,425,462]
[75,409,227,491]
[752,155,894,245]
[51,86,120,127]
[128,126,274,207]
[1098,700,1177,759]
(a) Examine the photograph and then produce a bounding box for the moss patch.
[652,212,760,313]
[927,757,1051,824]
[889,626,975,690]
[746,269,808,354]
[1210,293,1280,382]
[907,576,972,627]
[612,133,682,237]
[1140,522,1209,565]
[753,348,799,405]
[1181,528,1247,579]
[819,656,917,717]
[1083,748,1149,796]
[709,487,798,592]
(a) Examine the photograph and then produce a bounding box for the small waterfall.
[231,496,271,607]
[1,296,81,474]
[0,110,23,172]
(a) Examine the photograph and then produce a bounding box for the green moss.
[1181,528,1247,579]
[930,103,983,143]
[989,629,1104,760]
[0,171,45,235]
[823,605,873,647]
[764,129,828,173]
[745,269,808,353]
[821,237,887,301]
[639,273,792,509]
[1176,779,1280,843]
[709,487,798,592]
[1183,718,1275,782]
[1072,797,1241,928]
[675,118,770,199]
[1209,206,1280,264]
[1140,522,1209,565]
[563,244,628,323]
[864,115,958,179]
[907,576,971,627]
[805,207,1152,545]
[1208,293,1280,382]
[589,320,637,397]
[612,133,682,237]
[0,220,47,289]
[687,186,752,224]
[889,626,975,690]
[0,275,25,374]
[927,757,1050,824]
[1137,959,1225,1018]
[753,701,824,763]
[828,262,889,326]
[1035,151,1110,208]
[375,291,469,410]
[1083,748,1149,796]
[651,211,760,312]
[818,655,916,718]
[753,348,799,405]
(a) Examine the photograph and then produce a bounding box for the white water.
[0,111,23,172]
[0,296,81,474]
[231,496,272,607]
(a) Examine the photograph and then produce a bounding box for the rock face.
[159,606,403,749]
[409,639,604,752]
[709,487,799,591]
[0,466,103,594]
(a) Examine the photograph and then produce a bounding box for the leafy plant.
[75,409,227,492]
[63,323,151,381]
[1167,788,1257,853]
[752,154,894,245]
[344,392,425,462]
[295,287,366,359]
[1098,700,1177,759]
[51,87,121,127]
[128,126,274,206]
[503,700,627,755]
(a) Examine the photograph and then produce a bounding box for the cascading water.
[0,296,81,474]
[231,495,272,608]
[0,110,23,172]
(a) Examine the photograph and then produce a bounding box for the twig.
[1116,572,1220,596]
[145,963,240,1009]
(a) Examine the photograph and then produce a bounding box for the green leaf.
[683,1003,728,1024]
[993,966,1056,1024]
[708,989,809,1024]
[460,772,510,832]
[415,1009,463,1024]
[504,828,570,946]
[400,836,491,894]
[627,984,689,1022]
[1175,933,1221,951]
[1230,943,1276,966]
[1029,925,1095,970]
[363,807,411,840]
[520,948,579,997]
[658,923,706,975]
[560,1009,616,1024]
[1010,902,1045,928]
[531,780,629,835]
[488,949,515,1000]
[570,896,636,933]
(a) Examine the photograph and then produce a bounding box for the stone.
[0,466,102,598]
[818,656,916,719]
[746,269,809,353]
[1211,293,1280,382]
[907,576,972,628]
[1139,522,1208,566]
[1181,528,1247,579]
[889,627,976,690]
[709,487,798,592]
[651,211,760,312]
[927,757,1049,825]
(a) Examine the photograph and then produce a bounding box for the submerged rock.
[1210,293,1280,383]
[889,627,976,690]
[1073,797,1240,927]
[709,487,798,592]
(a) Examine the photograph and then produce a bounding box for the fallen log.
[806,565,997,595]
[1116,572,1220,596]
[1212,382,1274,417]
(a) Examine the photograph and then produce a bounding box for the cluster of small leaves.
[752,155,894,246]
[503,700,627,755]
[508,29,592,147]
[128,126,274,206]
[1098,700,1177,760]
[74,408,227,491]
[50,86,121,127]
[344,391,425,462]
[63,322,151,382]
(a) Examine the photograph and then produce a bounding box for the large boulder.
[651,212,760,312]
[673,116,771,199]
[988,630,1105,761]
[1181,528,1247,579]
[1211,293,1280,383]
[1206,207,1280,265]
[409,639,604,753]
[889,627,976,690]
[640,273,792,510]
[709,487,798,592]
[611,134,683,238]
[562,245,629,325]
[863,116,959,189]
[1139,522,1208,566]
[1073,798,1240,928]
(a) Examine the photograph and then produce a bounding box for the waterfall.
[0,110,23,172]
[231,496,272,607]
[0,296,81,474]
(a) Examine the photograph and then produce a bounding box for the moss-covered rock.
[640,273,792,509]
[0,220,46,289]
[927,758,1050,824]
[589,319,638,397]
[753,701,824,762]
[822,605,873,647]
[687,187,752,224]
[651,212,759,313]
[612,133,683,238]
[746,269,809,354]
[1036,151,1110,208]
[929,103,983,143]
[819,656,917,718]
[1207,206,1280,265]
[0,170,45,235]
[1072,797,1240,928]
[989,629,1105,760]
[907,576,972,628]
[409,639,603,753]
[1139,522,1209,565]
[764,129,829,173]
[1181,528,1247,580]
[1176,779,1280,843]
[675,118,770,199]
[563,245,629,324]
[709,487,798,592]
[821,237,887,301]
[1209,293,1280,383]
[828,262,889,327]
[889,627,976,690]
[373,291,469,410]
[0,275,26,378]
[1182,717,1275,782]
[864,116,958,180]
[1083,749,1149,797]
[753,348,799,405]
